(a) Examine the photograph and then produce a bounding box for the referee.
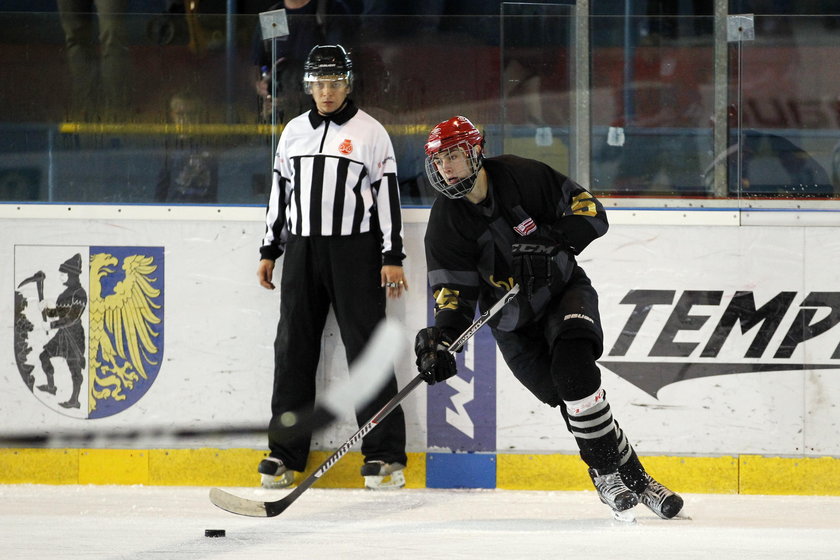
[256,45,409,490]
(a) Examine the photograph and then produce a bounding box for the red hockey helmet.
[424,116,485,199]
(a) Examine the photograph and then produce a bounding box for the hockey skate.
[258,457,295,489]
[588,467,639,522]
[361,461,405,490]
[638,473,684,519]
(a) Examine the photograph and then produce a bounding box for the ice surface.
[1,485,839,559]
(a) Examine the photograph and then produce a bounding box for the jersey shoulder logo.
[338,138,353,155]
[513,217,537,236]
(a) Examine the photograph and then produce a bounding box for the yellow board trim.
[0,449,837,495]
[0,449,78,484]
[497,454,740,493]
[740,455,840,495]
[79,449,149,485]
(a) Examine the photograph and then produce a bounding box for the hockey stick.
[1,320,405,449]
[209,283,520,518]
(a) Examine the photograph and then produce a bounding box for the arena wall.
[1,205,839,494]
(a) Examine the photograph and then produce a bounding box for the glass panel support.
[572,0,590,186]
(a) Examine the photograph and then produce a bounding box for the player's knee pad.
[551,337,602,401]
[557,327,604,358]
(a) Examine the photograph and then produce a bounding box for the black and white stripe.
[261,102,404,265]
[567,397,615,440]
[566,391,633,467]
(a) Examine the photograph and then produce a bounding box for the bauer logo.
[425,293,497,452]
[13,245,165,419]
[599,289,840,398]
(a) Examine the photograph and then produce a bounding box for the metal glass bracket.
[727,14,755,42]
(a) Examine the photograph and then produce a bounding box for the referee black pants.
[268,232,408,472]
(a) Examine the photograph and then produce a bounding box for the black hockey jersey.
[424,154,608,336]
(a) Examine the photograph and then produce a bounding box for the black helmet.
[303,44,353,93]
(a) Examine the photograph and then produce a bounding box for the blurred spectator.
[605,34,708,196]
[360,0,444,40]
[155,91,219,203]
[832,140,840,191]
[730,131,833,197]
[702,105,833,197]
[0,169,41,201]
[57,0,132,122]
[502,4,568,127]
[251,0,361,123]
[732,0,793,36]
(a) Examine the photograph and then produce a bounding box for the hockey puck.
[204,529,226,538]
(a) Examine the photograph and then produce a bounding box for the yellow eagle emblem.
[88,253,161,411]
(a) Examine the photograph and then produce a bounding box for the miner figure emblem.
[36,253,88,409]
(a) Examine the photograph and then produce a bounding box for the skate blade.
[364,470,406,490]
[612,508,637,523]
[260,472,294,489]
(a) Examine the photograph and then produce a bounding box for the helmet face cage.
[423,116,485,199]
[303,45,353,94]
[424,142,484,199]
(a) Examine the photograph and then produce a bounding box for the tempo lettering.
[608,290,840,360]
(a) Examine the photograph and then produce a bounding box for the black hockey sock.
[617,448,649,493]
[564,388,624,471]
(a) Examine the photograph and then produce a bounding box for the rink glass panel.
[0,9,838,208]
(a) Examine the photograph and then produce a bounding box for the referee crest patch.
[338,138,353,155]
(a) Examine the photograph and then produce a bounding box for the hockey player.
[257,45,408,490]
[413,116,683,520]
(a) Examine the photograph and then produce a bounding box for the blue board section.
[426,290,497,453]
[426,452,496,489]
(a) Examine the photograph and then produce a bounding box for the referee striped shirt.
[260,100,405,266]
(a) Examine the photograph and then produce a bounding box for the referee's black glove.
[414,327,457,384]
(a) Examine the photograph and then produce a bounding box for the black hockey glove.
[511,236,563,300]
[414,327,457,385]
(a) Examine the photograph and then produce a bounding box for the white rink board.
[0,217,427,452]
[2,214,840,457]
[500,225,840,456]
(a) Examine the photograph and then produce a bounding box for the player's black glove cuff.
[414,327,457,385]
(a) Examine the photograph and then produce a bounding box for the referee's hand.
[381,265,408,299]
[257,259,276,290]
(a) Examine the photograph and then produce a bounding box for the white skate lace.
[640,478,675,515]
[593,472,634,508]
